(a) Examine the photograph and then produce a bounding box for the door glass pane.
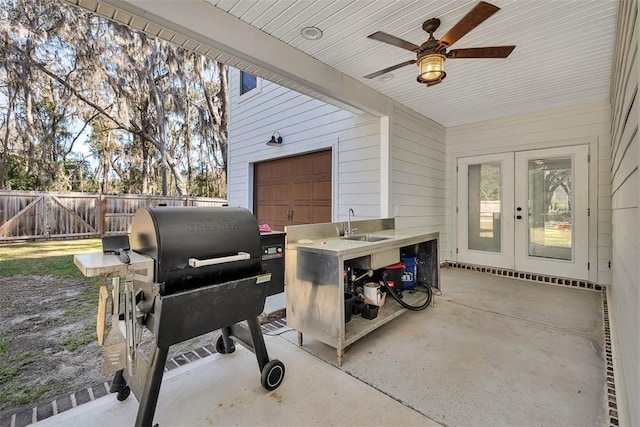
[527,157,572,260]
[468,163,501,252]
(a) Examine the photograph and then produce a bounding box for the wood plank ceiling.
[206,0,618,127]
[67,0,618,127]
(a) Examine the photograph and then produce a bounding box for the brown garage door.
[254,150,332,231]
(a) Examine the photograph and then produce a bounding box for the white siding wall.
[391,104,446,231]
[610,0,639,424]
[228,70,447,238]
[445,100,612,285]
[227,68,381,221]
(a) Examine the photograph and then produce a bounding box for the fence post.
[100,194,107,236]
[44,194,51,239]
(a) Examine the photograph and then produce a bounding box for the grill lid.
[130,206,262,292]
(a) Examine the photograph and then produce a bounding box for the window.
[240,71,257,95]
[237,69,261,101]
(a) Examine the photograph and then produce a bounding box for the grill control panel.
[261,244,283,261]
[260,231,285,296]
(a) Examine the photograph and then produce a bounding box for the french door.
[457,146,589,280]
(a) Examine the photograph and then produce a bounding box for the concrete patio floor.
[34,269,607,427]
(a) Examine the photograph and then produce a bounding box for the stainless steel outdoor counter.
[285,219,439,366]
[290,227,439,257]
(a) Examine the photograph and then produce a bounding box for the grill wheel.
[117,386,131,401]
[215,335,236,354]
[261,359,285,391]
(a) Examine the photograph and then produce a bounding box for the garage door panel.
[293,182,312,201]
[276,205,289,219]
[292,157,309,176]
[313,152,332,174]
[272,167,289,179]
[312,181,331,201]
[259,205,273,220]
[257,162,274,180]
[291,205,311,223]
[313,206,332,223]
[256,185,272,202]
[273,183,289,202]
[254,150,332,227]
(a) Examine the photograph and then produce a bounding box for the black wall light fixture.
[266,131,283,147]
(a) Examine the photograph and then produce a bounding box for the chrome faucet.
[345,208,358,236]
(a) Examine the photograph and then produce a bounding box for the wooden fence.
[0,191,227,242]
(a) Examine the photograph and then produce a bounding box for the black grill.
[131,206,262,293]
[112,206,285,427]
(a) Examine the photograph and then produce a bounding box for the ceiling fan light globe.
[417,53,447,84]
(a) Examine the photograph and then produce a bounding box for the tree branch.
[12,44,166,152]
[65,111,101,157]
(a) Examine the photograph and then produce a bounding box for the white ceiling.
[205,0,618,127]
[67,0,619,128]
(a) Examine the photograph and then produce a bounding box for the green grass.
[0,238,107,411]
[0,237,114,321]
[0,340,9,355]
[0,352,35,386]
[61,323,96,351]
[0,239,104,340]
[0,239,103,260]
[0,366,19,385]
[0,386,51,406]
[0,238,102,278]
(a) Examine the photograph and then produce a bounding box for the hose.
[381,271,432,311]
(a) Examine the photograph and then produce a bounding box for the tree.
[0,0,229,196]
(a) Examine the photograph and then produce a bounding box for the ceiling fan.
[364,1,515,86]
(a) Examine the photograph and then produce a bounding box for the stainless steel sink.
[342,234,390,242]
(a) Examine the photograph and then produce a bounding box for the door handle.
[290,209,294,221]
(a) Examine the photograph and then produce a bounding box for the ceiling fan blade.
[368,31,421,52]
[364,60,416,79]
[448,46,515,58]
[438,1,500,48]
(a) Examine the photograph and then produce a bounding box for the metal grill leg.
[247,317,269,370]
[135,346,169,427]
[110,369,127,393]
[220,327,235,352]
